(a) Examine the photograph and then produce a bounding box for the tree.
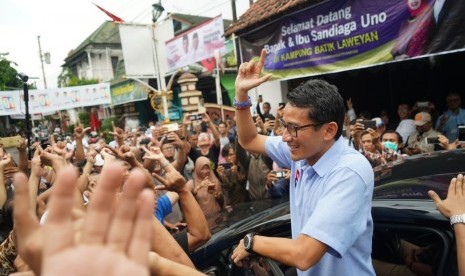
[0,57,19,90]
[57,68,98,87]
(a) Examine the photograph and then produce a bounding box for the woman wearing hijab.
[216,144,248,207]
[188,156,224,228]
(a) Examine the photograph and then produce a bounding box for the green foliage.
[78,111,90,127]
[66,124,75,135]
[101,117,117,143]
[68,76,99,87]
[100,118,113,132]
[57,68,98,88]
[0,58,19,90]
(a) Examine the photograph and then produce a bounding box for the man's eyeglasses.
[278,119,324,138]
[162,146,175,151]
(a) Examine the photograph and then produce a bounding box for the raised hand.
[43,165,152,276]
[235,49,273,95]
[0,153,12,168]
[142,146,165,162]
[13,173,44,274]
[346,98,353,110]
[74,121,91,140]
[16,138,27,152]
[152,165,187,193]
[429,174,465,219]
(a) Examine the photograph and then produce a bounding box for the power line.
[195,0,230,16]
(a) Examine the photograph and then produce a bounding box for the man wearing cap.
[405,112,442,155]
[93,154,104,173]
[436,93,465,142]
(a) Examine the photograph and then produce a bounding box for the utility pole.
[231,0,242,66]
[37,35,47,89]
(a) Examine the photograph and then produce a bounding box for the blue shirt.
[155,194,172,223]
[435,109,465,141]
[265,136,375,276]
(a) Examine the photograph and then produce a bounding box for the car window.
[373,173,457,200]
[372,225,454,276]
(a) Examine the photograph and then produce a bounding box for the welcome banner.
[0,91,22,116]
[0,83,111,116]
[240,0,465,79]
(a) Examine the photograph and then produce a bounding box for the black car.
[191,149,465,275]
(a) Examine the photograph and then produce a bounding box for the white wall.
[76,49,122,82]
[252,79,287,116]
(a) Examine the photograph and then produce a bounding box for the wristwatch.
[243,232,256,253]
[450,213,465,227]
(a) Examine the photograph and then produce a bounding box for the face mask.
[383,141,398,151]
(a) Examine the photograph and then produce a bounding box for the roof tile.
[226,0,324,36]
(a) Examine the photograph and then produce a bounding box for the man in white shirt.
[395,103,416,144]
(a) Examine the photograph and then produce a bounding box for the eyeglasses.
[278,118,324,138]
[162,146,175,151]
[447,98,460,103]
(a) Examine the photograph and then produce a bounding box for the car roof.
[374,149,465,186]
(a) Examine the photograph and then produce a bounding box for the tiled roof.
[225,0,324,36]
[63,21,121,66]
[170,13,233,35]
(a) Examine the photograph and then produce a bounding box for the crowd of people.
[344,92,465,168]
[0,50,464,275]
[0,97,293,274]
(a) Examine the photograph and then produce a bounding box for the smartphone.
[361,120,376,130]
[275,171,286,178]
[279,102,285,109]
[163,123,179,132]
[189,114,203,121]
[207,183,216,192]
[221,162,233,170]
[425,137,439,144]
[417,101,429,107]
[0,136,24,148]
[458,126,465,142]
[158,135,175,143]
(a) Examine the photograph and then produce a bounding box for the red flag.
[93,3,125,23]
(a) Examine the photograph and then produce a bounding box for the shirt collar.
[303,137,345,177]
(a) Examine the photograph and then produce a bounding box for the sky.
[0,0,251,90]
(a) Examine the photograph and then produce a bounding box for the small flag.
[295,168,300,187]
[93,3,125,23]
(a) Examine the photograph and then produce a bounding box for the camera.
[158,135,175,143]
[417,101,429,107]
[221,162,233,170]
[425,137,440,144]
[458,126,465,142]
[361,120,376,130]
[17,72,29,82]
[189,114,203,121]
[163,123,179,132]
[275,171,286,178]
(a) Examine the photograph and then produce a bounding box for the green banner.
[110,79,148,106]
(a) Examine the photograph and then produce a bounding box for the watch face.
[244,235,251,249]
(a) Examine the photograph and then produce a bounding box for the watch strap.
[244,232,256,253]
[450,213,465,226]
